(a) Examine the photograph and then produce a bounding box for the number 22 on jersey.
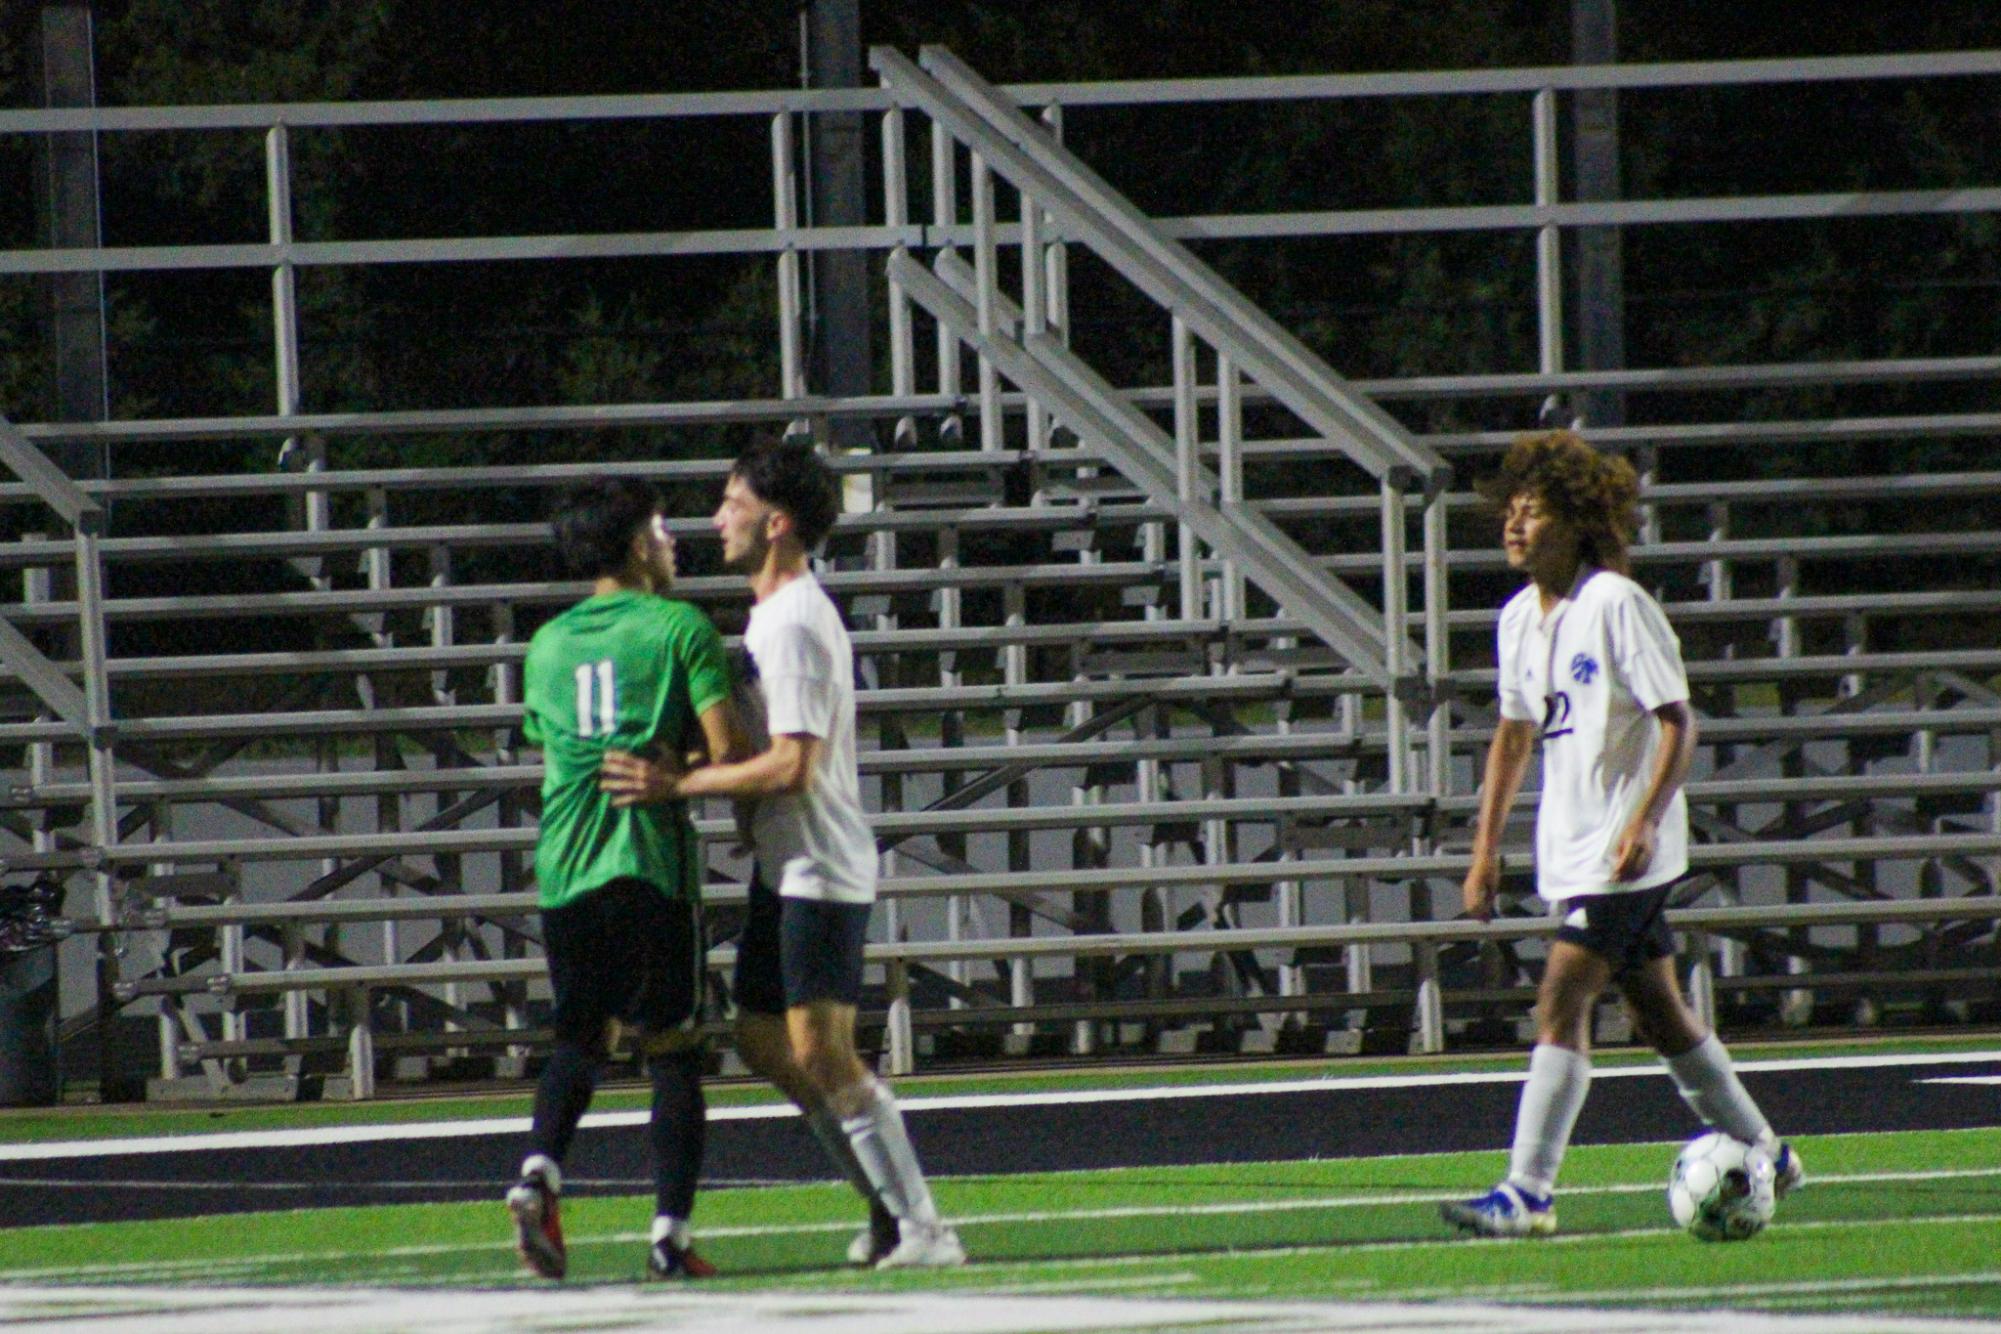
[574,659,616,737]
[1540,690,1574,740]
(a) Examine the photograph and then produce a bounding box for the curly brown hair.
[1475,430,1640,576]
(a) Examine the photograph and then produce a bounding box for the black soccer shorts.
[541,876,703,1049]
[1553,880,1679,977]
[733,869,872,1015]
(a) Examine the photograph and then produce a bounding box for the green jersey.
[522,590,731,910]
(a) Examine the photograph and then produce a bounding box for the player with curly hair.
[1441,431,1804,1237]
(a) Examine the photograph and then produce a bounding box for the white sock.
[1665,1035,1775,1148]
[837,1080,940,1227]
[650,1214,690,1248]
[808,1106,885,1208]
[1507,1044,1592,1198]
[519,1154,561,1193]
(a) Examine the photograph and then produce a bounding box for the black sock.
[529,1039,599,1167]
[648,1047,706,1221]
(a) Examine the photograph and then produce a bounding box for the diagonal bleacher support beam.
[0,614,90,736]
[891,248,1409,693]
[876,45,1449,496]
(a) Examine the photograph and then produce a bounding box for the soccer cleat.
[645,1237,717,1280]
[1773,1141,1806,1198]
[846,1200,901,1267]
[874,1220,967,1269]
[1440,1182,1557,1238]
[506,1166,567,1279]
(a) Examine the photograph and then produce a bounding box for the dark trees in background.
[0,1,1997,467]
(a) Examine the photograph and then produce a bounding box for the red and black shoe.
[646,1237,717,1280]
[505,1165,567,1280]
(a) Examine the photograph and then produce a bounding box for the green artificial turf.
[6,1127,2000,1322]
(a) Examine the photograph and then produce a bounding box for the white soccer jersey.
[1495,566,1691,900]
[744,573,877,905]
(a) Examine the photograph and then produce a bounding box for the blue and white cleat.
[1773,1141,1806,1198]
[1440,1181,1557,1237]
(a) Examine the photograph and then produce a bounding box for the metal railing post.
[1686,930,1717,1031]
[1533,89,1565,407]
[1380,480,1411,795]
[346,985,376,1100]
[881,106,917,448]
[1003,581,1032,1029]
[1171,317,1202,619]
[970,151,1002,452]
[1413,941,1445,1053]
[1216,351,1244,623]
[267,125,327,539]
[930,121,961,405]
[1020,181,1047,453]
[772,112,806,401]
[1039,105,1070,347]
[1423,494,1451,798]
[861,87,912,959]
[75,520,117,937]
[885,959,914,1075]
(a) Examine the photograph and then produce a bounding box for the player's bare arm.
[1464,718,1537,921]
[678,732,821,800]
[1610,700,1697,881]
[604,732,823,807]
[598,700,736,808]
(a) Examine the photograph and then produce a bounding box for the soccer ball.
[1668,1131,1777,1241]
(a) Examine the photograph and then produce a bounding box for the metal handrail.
[878,46,1448,495]
[890,249,1406,690]
[4,48,1994,135]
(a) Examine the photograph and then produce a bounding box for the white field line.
[6,1165,2001,1284]
[36,1160,2001,1208]
[18,1287,1974,1334]
[0,1174,781,1192]
[973,1272,1203,1296]
[1540,1269,2001,1306]
[10,1162,2001,1237]
[9,1241,2001,1334]
[0,1286,1542,1334]
[936,1211,2001,1279]
[11,1147,1998,1199]
[7,1047,1997,1163]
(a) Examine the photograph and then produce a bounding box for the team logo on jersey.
[1570,653,1600,684]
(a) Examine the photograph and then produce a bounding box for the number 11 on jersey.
[574,659,616,737]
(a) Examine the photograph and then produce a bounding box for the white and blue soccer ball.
[1668,1130,1777,1242]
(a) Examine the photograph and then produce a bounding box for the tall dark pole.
[1571,0,1627,431]
[801,0,875,452]
[35,1,111,467]
[13,2,112,1108]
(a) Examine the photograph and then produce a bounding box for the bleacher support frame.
[2,48,1999,1097]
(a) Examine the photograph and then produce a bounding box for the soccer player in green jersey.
[505,477,733,1282]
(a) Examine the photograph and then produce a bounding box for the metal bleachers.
[3,46,1999,1099]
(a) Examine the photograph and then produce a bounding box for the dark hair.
[732,437,840,551]
[550,477,661,579]
[1475,430,1639,576]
